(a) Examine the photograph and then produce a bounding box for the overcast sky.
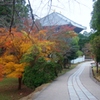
[26,0,93,32]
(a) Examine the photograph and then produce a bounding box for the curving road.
[68,63,97,100]
[33,62,100,100]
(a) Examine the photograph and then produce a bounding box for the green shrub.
[23,57,61,89]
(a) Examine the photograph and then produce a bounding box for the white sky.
[26,0,93,32]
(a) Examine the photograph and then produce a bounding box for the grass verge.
[0,78,33,100]
[0,63,78,100]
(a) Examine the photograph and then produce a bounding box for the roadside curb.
[19,83,50,100]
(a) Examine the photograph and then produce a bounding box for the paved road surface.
[32,61,100,100]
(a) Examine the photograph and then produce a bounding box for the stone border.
[20,83,50,100]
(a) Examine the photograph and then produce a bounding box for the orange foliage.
[0,27,77,80]
[0,28,56,79]
[0,28,33,78]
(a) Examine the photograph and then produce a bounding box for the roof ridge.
[39,11,87,31]
[39,12,54,20]
[40,12,86,28]
[54,12,86,28]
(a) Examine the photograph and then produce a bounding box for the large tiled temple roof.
[39,12,86,33]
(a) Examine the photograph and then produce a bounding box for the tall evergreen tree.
[90,0,100,34]
[90,0,100,73]
[91,36,100,73]
[0,0,29,29]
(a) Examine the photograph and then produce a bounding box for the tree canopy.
[90,0,100,73]
[0,0,29,28]
[90,0,100,33]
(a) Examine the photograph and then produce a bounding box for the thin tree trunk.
[18,77,22,90]
[96,61,99,73]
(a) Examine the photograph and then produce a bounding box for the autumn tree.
[0,28,58,89]
[48,29,78,68]
[20,30,61,89]
[0,29,33,89]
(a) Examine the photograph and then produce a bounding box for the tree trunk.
[96,61,99,73]
[18,77,22,90]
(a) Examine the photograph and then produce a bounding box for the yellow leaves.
[4,62,27,78]
[0,53,27,78]
[15,63,26,72]
[20,42,32,54]
[0,58,4,64]
[3,55,16,63]
[7,73,18,78]
[4,62,15,74]
[7,72,22,78]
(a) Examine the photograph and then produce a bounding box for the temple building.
[39,12,86,33]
